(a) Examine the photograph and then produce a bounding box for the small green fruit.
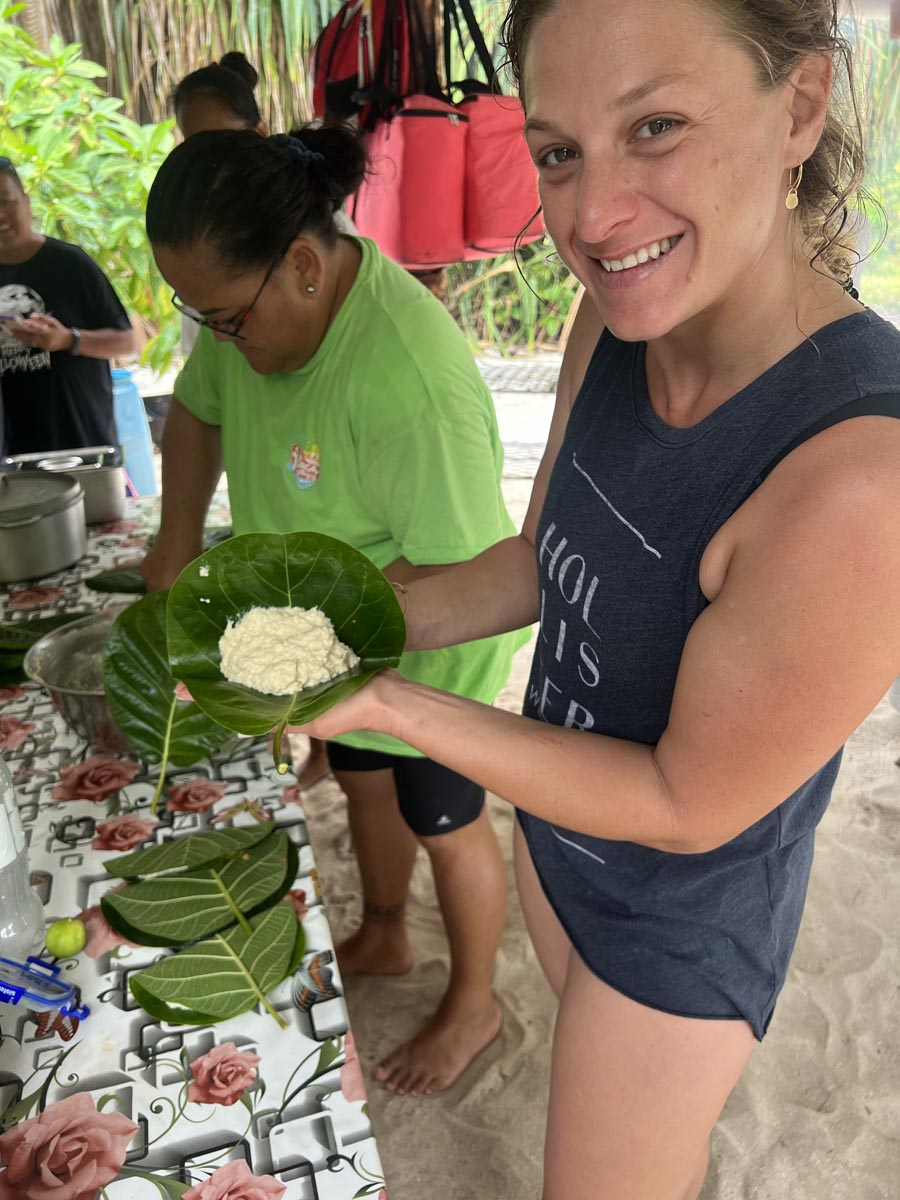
[45,918,87,958]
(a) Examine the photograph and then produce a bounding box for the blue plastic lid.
[0,956,90,1019]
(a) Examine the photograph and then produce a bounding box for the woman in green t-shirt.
[143,125,527,1098]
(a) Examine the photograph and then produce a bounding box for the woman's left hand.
[286,669,402,740]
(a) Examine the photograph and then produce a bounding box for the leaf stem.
[273,717,289,775]
[149,696,176,816]
[210,868,254,936]
[213,933,288,1030]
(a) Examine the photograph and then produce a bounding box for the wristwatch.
[68,327,81,356]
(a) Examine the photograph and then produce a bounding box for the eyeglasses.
[171,248,286,340]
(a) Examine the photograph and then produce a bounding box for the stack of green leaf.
[0,613,95,686]
[102,826,304,1027]
[102,590,233,813]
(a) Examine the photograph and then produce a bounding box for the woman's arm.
[401,294,605,651]
[302,415,900,854]
[141,397,222,590]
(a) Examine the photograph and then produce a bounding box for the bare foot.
[374,993,502,1097]
[337,924,414,977]
[296,737,332,789]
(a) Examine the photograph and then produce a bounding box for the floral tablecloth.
[0,500,386,1200]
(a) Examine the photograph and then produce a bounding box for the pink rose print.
[281,784,302,806]
[91,814,157,852]
[52,756,140,802]
[285,889,308,921]
[6,586,62,610]
[96,519,140,534]
[117,536,147,548]
[76,884,138,958]
[0,1091,138,1200]
[340,1031,367,1103]
[167,778,228,814]
[182,1160,286,1200]
[0,685,26,704]
[0,716,35,751]
[188,1042,261,1106]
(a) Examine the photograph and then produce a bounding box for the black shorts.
[326,742,484,837]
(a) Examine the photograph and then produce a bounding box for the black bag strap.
[759,392,900,481]
[443,0,496,90]
[408,0,444,99]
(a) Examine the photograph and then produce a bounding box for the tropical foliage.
[5,3,900,363]
[0,4,178,369]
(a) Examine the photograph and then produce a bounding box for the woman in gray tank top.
[290,0,900,1195]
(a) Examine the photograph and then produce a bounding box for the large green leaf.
[105,825,275,880]
[103,590,231,768]
[85,565,147,593]
[166,532,405,748]
[102,829,297,946]
[129,903,302,1026]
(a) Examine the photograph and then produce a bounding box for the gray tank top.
[520,309,900,1037]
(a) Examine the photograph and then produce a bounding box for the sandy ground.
[296,467,900,1200]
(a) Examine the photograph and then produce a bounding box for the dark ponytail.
[146,124,367,267]
[173,51,262,129]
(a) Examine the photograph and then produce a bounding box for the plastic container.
[0,956,89,1018]
[112,367,158,497]
[0,756,44,960]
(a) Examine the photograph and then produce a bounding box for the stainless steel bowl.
[23,609,131,753]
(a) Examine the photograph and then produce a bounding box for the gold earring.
[785,163,803,210]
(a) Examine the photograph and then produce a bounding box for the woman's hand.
[8,313,75,352]
[176,669,405,740]
[286,669,405,741]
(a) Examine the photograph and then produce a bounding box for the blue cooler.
[112,367,157,496]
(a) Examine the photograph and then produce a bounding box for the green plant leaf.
[0,611,96,651]
[103,590,231,768]
[129,903,302,1025]
[104,824,275,880]
[85,565,147,593]
[166,532,405,747]
[101,829,297,946]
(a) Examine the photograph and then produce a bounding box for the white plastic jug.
[0,756,44,960]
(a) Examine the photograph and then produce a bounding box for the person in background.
[284,0,900,1195]
[173,51,269,142]
[171,52,347,787]
[142,125,528,1097]
[0,158,135,456]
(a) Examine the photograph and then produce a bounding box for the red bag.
[350,0,543,267]
[459,91,543,257]
[312,0,411,131]
[353,94,469,268]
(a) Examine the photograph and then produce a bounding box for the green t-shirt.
[176,237,528,755]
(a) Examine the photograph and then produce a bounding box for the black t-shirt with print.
[0,237,131,455]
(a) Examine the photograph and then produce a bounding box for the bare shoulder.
[703,413,900,606]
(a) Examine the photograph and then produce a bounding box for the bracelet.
[390,581,409,618]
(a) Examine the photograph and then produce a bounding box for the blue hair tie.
[271,134,324,165]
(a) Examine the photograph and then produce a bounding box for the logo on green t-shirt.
[288,439,320,489]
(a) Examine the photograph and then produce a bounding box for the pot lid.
[0,470,84,526]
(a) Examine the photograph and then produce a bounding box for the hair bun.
[219,51,259,90]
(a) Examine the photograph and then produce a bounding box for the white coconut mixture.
[218,606,359,694]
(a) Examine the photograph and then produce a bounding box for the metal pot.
[22,608,131,753]
[0,471,87,584]
[2,446,126,524]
